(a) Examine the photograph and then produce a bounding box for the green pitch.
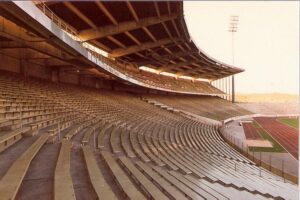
[278,118,299,129]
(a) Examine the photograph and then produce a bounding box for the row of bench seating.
[144,94,251,120]
[100,151,276,200]
[0,134,49,199]
[88,57,224,95]
[54,141,76,200]
[0,73,298,200]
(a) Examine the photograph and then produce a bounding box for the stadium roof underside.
[36,1,243,80]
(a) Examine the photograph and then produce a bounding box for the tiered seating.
[0,72,297,200]
[101,151,146,200]
[83,146,117,199]
[54,141,75,200]
[144,94,251,120]
[119,156,169,200]
[0,76,80,151]
[0,134,48,199]
[81,119,103,145]
[135,161,189,200]
[120,129,136,158]
[102,59,223,95]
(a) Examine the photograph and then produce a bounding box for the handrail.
[34,2,136,76]
[34,1,78,40]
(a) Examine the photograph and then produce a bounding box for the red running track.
[255,117,298,159]
[242,123,262,140]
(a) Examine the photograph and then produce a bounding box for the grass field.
[277,118,299,129]
[249,121,286,153]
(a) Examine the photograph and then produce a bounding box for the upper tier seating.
[144,94,252,120]
[0,72,297,200]
[89,55,224,95]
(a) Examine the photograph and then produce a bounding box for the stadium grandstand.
[0,1,298,200]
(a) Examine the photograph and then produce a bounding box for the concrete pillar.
[95,79,100,89]
[51,69,59,82]
[227,76,230,101]
[230,76,232,101]
[220,78,223,93]
[78,75,81,86]
[232,75,235,103]
[20,59,28,78]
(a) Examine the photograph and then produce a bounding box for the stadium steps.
[0,134,48,199]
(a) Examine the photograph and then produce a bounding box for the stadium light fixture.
[139,66,158,74]
[228,15,239,103]
[228,15,239,65]
[139,66,209,82]
[82,42,109,57]
[196,78,210,83]
[180,75,193,80]
[160,72,176,77]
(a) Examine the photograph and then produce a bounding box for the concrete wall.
[58,71,79,85]
[27,62,51,80]
[0,53,51,80]
[114,82,148,94]
[0,54,20,73]
[0,53,151,94]
[80,76,95,88]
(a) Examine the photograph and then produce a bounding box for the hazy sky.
[184,1,299,94]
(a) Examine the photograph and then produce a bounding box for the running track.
[242,123,262,140]
[255,117,298,159]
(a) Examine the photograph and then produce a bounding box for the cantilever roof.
[38,1,244,80]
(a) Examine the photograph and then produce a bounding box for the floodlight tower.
[228,15,239,103]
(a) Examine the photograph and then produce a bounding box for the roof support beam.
[63,2,97,29]
[166,1,180,38]
[193,74,216,80]
[34,1,59,6]
[154,2,188,61]
[95,2,118,25]
[157,61,197,72]
[176,68,207,76]
[126,2,139,21]
[159,51,199,61]
[125,1,172,63]
[107,36,126,48]
[126,1,157,43]
[110,38,180,58]
[94,2,147,60]
[79,14,178,42]
[125,32,141,45]
[90,40,112,53]
[62,3,115,54]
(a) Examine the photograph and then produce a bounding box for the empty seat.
[119,157,169,200]
[54,141,76,200]
[0,134,48,199]
[82,146,117,200]
[101,151,146,200]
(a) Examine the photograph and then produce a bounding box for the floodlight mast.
[228,15,239,103]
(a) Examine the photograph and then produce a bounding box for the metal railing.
[34,1,78,40]
[34,1,124,68]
